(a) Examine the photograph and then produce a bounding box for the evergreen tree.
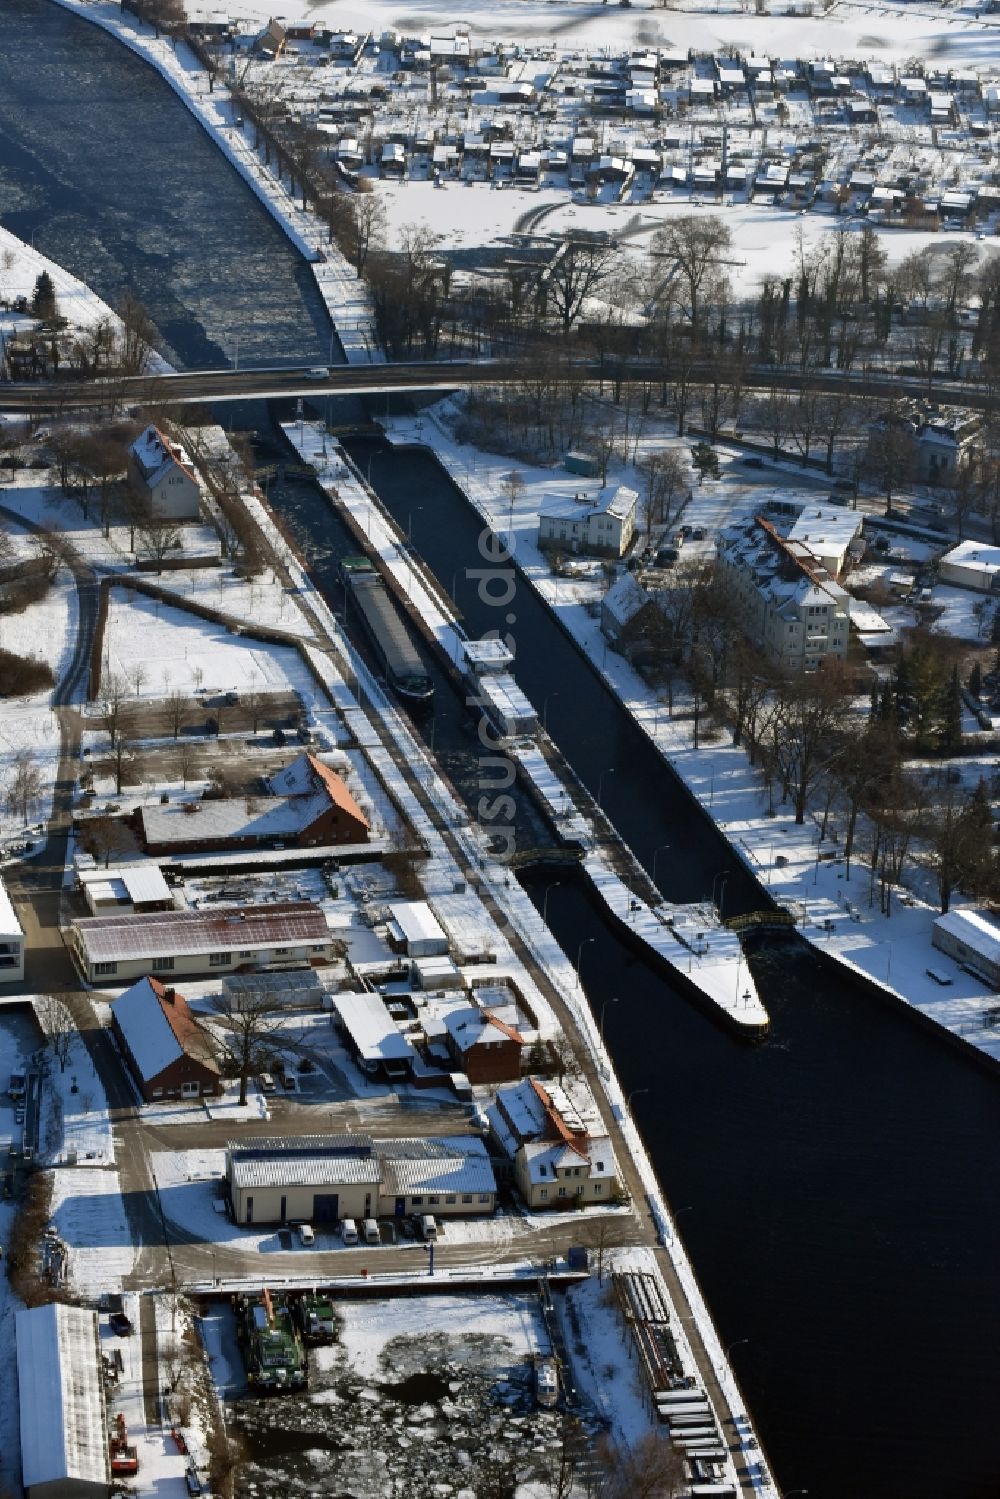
[941,664,963,753]
[969,660,983,698]
[31,270,58,323]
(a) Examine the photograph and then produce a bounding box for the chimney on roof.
[163,987,176,1004]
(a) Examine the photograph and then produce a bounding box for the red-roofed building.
[486,1076,621,1209]
[139,752,370,855]
[110,975,222,1102]
[443,1004,524,1084]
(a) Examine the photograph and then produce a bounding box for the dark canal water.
[3,6,1000,1496]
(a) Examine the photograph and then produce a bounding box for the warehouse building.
[226,1134,496,1224]
[110,975,222,1102]
[70,900,337,983]
[16,1302,110,1498]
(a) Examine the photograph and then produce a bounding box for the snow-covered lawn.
[101,585,314,700]
[0,522,75,847]
[41,1026,115,1167]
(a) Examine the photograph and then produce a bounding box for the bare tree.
[206,984,287,1106]
[35,994,76,1074]
[637,450,687,539]
[115,290,158,376]
[546,236,617,335]
[651,214,732,340]
[136,507,181,573]
[599,1430,687,1499]
[177,739,198,791]
[80,813,133,868]
[5,749,43,826]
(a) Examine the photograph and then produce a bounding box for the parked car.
[298,1223,315,1246]
[306,366,331,380]
[258,1073,277,1094]
[109,1312,134,1336]
[742,455,764,468]
[184,1468,204,1496]
[340,1218,359,1245]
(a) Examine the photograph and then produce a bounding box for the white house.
[70,900,337,984]
[538,484,637,558]
[0,874,25,984]
[486,1076,620,1209]
[127,425,202,520]
[939,541,1000,593]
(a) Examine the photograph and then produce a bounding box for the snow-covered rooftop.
[387,899,448,953]
[333,990,416,1063]
[933,907,1000,966]
[111,975,219,1081]
[73,900,332,963]
[15,1303,110,1492]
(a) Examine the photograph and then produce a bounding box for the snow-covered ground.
[48,1165,136,1294]
[377,181,989,294]
[41,1026,115,1167]
[0,222,167,356]
[100,584,315,700]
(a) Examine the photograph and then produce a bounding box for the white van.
[298,1223,315,1246]
[258,1073,277,1094]
[419,1214,437,1242]
[340,1218,359,1245]
[362,1218,380,1246]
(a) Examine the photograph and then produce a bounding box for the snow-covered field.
[192,0,1000,67]
[101,585,316,700]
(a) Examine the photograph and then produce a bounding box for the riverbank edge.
[385,420,1000,1075]
[46,0,379,364]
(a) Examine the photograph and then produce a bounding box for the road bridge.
[0,358,995,413]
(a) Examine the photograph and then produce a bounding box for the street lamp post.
[576,936,595,979]
[726,1337,750,1363]
[626,1087,649,1113]
[599,995,619,1040]
[713,870,729,917]
[542,882,562,926]
[597,767,616,808]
